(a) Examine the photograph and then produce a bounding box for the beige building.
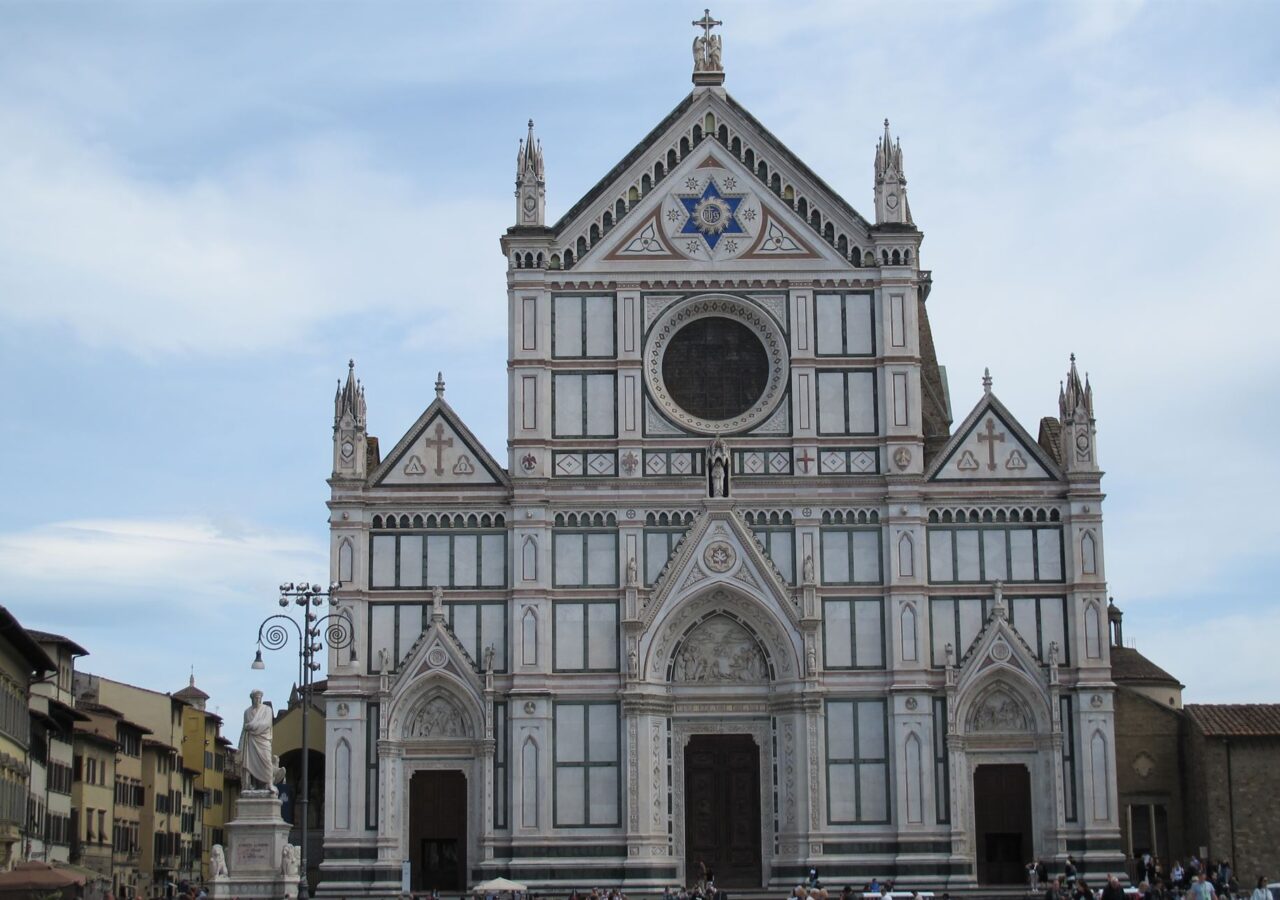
[0,608,55,869]
[28,631,88,867]
[73,714,117,882]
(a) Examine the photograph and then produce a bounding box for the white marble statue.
[281,843,301,879]
[239,689,276,793]
[210,844,229,880]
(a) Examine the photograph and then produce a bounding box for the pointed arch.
[1085,601,1102,658]
[900,604,918,662]
[338,538,354,584]
[334,737,352,829]
[521,535,537,582]
[897,532,914,578]
[520,736,539,827]
[521,606,538,666]
[1080,530,1097,575]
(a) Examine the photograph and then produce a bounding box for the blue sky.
[1,0,1278,719]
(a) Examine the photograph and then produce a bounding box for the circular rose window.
[645,295,788,434]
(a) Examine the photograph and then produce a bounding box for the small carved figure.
[991,579,1007,618]
[432,584,445,618]
[692,35,707,71]
[377,647,392,675]
[707,34,722,70]
[626,556,638,587]
[271,754,287,788]
[802,554,815,584]
[280,843,301,879]
[944,642,956,668]
[628,649,639,678]
[806,643,818,676]
[483,644,495,673]
[210,844,229,880]
[710,456,726,497]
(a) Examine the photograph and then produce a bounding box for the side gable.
[370,399,509,489]
[926,391,1062,482]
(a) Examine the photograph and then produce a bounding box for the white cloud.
[0,517,325,606]
[0,110,508,358]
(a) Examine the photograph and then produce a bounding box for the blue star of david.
[679,179,745,249]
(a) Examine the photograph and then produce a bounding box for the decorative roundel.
[1076,432,1090,451]
[703,541,736,573]
[645,295,789,435]
[426,646,448,669]
[693,195,732,234]
[991,641,1011,662]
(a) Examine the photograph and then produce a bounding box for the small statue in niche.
[377,647,392,675]
[432,584,445,618]
[707,437,730,497]
[628,649,639,679]
[483,644,495,673]
[802,554,815,585]
[626,556,638,587]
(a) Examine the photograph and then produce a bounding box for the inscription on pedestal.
[235,838,271,868]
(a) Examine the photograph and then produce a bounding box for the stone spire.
[1058,353,1098,474]
[333,359,368,479]
[515,119,545,226]
[874,118,913,226]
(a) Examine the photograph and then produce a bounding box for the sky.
[1,0,1278,723]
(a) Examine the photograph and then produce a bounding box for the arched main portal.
[638,587,805,888]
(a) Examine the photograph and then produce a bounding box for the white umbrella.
[472,877,529,893]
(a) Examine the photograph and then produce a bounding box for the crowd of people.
[1028,853,1273,900]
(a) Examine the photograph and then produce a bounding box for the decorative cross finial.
[693,8,722,39]
[982,367,992,394]
[691,9,724,83]
[435,371,445,400]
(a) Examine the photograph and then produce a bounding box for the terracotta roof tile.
[1185,704,1280,737]
[1110,646,1181,686]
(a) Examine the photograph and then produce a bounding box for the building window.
[927,525,1064,584]
[553,702,619,827]
[365,702,379,831]
[933,697,950,824]
[822,599,884,669]
[493,703,508,829]
[552,295,615,359]
[753,527,795,583]
[820,527,883,584]
[370,531,507,590]
[552,601,619,672]
[553,372,617,438]
[447,602,507,673]
[1061,695,1077,822]
[825,698,890,824]
[552,530,618,587]
[643,528,685,585]
[816,369,877,435]
[814,292,875,356]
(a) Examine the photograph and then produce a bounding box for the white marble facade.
[316,24,1123,898]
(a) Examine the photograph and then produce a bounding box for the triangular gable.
[926,392,1061,482]
[641,508,798,631]
[552,89,874,272]
[955,604,1048,697]
[371,399,509,488]
[575,143,843,272]
[385,603,487,739]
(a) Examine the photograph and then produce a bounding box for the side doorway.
[409,770,467,892]
[973,763,1033,885]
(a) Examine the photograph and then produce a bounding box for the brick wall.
[1183,724,1280,881]
[1114,688,1185,878]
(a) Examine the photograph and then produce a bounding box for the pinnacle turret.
[515,119,546,226]
[334,359,366,429]
[333,358,368,478]
[1058,353,1099,473]
[874,118,912,226]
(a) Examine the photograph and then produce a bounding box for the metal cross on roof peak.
[693,8,722,39]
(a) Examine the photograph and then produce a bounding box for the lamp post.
[252,581,352,900]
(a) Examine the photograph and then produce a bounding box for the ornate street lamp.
[251,581,352,900]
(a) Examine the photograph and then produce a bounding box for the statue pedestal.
[210,792,299,900]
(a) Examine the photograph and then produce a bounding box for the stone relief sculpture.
[239,690,276,793]
[971,689,1031,733]
[405,695,470,739]
[672,616,766,683]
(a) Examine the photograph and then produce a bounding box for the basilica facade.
[317,21,1122,896]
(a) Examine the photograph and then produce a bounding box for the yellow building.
[0,607,55,868]
[72,716,117,882]
[174,677,223,881]
[74,674,207,892]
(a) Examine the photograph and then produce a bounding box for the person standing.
[1187,872,1215,900]
[1251,876,1272,900]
